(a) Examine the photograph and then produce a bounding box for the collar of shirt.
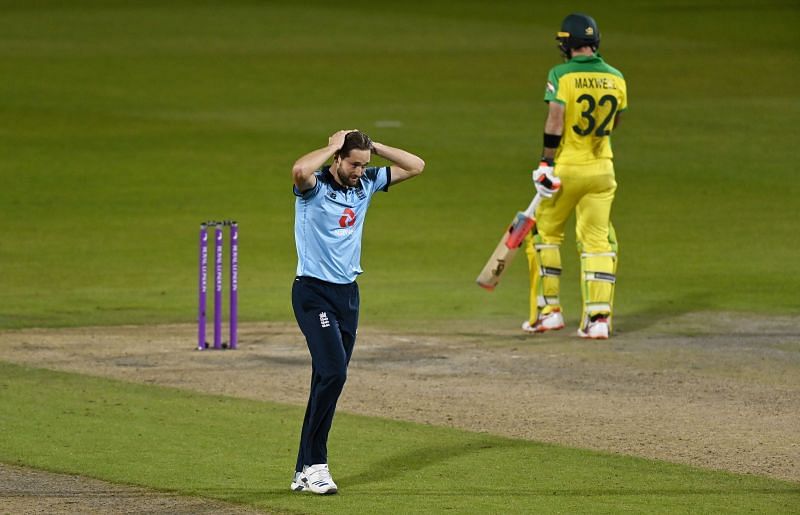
[570,54,603,64]
[321,165,364,193]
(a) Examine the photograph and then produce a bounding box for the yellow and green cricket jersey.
[544,55,627,165]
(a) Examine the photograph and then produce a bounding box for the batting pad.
[525,233,562,323]
[580,251,616,329]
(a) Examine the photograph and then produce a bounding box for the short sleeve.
[293,172,321,199]
[363,166,390,194]
[618,77,628,112]
[544,67,561,104]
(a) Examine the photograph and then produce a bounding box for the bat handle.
[523,194,542,219]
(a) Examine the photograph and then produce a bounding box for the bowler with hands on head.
[290,129,425,495]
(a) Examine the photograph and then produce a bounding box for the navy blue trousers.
[292,276,359,471]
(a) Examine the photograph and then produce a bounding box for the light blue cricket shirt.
[294,165,391,284]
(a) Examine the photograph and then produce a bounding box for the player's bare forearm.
[541,101,565,161]
[543,102,565,136]
[292,144,336,178]
[292,130,352,190]
[373,142,425,184]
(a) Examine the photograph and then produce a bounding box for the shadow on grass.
[203,486,800,500]
[337,437,528,488]
[321,487,800,498]
[617,292,714,334]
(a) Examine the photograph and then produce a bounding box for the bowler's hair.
[335,131,372,159]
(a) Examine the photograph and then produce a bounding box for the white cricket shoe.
[302,463,338,495]
[578,317,610,340]
[290,471,309,492]
[522,310,565,334]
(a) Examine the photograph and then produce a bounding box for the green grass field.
[2,362,798,514]
[1,0,799,512]
[2,0,798,329]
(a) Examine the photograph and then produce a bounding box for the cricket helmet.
[557,13,600,58]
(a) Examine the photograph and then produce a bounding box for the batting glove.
[532,160,561,198]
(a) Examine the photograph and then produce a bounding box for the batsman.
[523,13,627,339]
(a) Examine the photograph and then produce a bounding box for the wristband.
[543,132,561,149]
[540,157,554,167]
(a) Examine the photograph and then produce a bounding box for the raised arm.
[292,130,353,192]
[372,142,425,185]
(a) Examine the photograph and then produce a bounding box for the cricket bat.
[476,194,543,291]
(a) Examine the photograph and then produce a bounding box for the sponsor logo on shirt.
[332,208,357,237]
[339,208,356,228]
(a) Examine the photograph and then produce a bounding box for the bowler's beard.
[334,165,359,188]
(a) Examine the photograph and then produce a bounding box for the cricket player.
[289,130,425,494]
[524,13,627,339]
